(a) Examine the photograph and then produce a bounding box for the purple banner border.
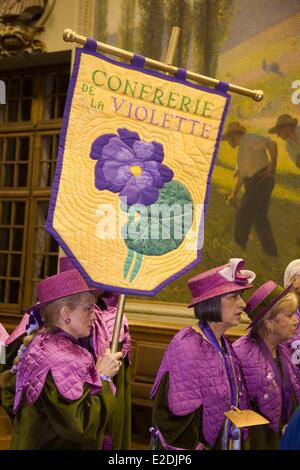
[45,46,231,297]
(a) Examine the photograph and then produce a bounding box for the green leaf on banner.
[122,180,194,256]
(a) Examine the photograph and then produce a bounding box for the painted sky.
[223,0,300,50]
[105,0,300,51]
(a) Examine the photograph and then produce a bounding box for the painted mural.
[94,0,300,303]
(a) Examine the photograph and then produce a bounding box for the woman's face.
[64,292,96,339]
[220,292,246,327]
[271,308,299,342]
[291,274,300,298]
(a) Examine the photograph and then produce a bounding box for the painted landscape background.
[95,0,300,303]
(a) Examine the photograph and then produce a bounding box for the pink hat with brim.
[59,256,114,302]
[26,269,100,313]
[188,258,255,307]
[245,280,292,330]
[59,256,75,273]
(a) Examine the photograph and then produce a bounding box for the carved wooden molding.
[125,299,250,334]
[0,299,250,337]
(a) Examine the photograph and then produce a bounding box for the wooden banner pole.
[63,28,263,101]
[110,26,182,354]
[164,26,181,65]
[111,293,126,354]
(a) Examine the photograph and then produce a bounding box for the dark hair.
[96,296,107,310]
[194,295,222,322]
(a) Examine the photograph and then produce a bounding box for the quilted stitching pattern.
[233,335,300,431]
[151,327,249,447]
[14,332,101,413]
[284,310,300,361]
[48,50,229,294]
[91,306,110,358]
[101,306,132,361]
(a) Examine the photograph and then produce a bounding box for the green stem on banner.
[129,252,143,283]
[123,248,134,279]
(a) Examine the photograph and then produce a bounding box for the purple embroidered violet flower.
[90,128,174,206]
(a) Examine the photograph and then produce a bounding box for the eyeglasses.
[75,303,94,314]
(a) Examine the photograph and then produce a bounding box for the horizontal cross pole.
[63,28,264,102]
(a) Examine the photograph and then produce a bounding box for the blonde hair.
[9,292,96,372]
[256,291,299,336]
[40,293,85,332]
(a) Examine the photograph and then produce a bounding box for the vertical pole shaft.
[110,26,181,355]
[164,26,181,65]
[111,294,126,354]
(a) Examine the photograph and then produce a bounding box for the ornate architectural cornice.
[0,0,56,57]
[0,23,45,57]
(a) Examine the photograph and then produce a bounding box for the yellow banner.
[47,47,230,295]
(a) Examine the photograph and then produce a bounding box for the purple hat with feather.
[188,258,255,307]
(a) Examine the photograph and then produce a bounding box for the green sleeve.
[0,335,24,375]
[152,373,202,449]
[70,338,132,449]
[109,354,131,450]
[1,372,16,420]
[40,372,117,444]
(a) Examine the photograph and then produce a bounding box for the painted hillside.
[150,12,300,304]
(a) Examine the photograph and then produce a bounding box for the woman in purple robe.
[2,266,122,449]
[233,281,300,449]
[150,258,255,450]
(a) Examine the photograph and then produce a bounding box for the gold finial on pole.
[63,28,263,102]
[63,28,76,43]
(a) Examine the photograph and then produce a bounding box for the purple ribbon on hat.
[219,258,256,286]
[235,272,252,285]
[25,309,43,335]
